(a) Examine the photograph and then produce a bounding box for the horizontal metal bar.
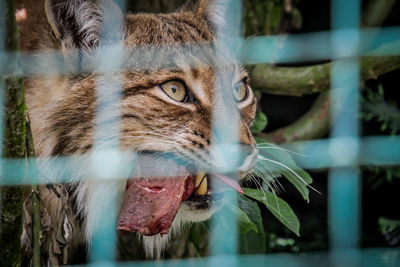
[285,136,400,169]
[0,28,400,77]
[241,27,400,63]
[74,248,400,267]
[0,136,398,185]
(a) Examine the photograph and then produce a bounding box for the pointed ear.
[181,0,228,32]
[45,0,123,52]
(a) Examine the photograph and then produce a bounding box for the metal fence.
[1,0,400,266]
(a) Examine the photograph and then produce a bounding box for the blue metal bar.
[240,27,400,64]
[329,0,361,260]
[0,27,399,78]
[329,62,362,251]
[0,135,400,185]
[72,248,400,267]
[282,136,400,169]
[89,0,127,264]
[210,0,243,263]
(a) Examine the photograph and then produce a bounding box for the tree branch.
[256,0,399,143]
[256,56,400,143]
[259,91,330,144]
[250,56,400,96]
[362,0,397,27]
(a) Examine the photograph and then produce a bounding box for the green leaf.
[243,188,300,237]
[251,111,268,134]
[189,223,201,251]
[188,222,210,256]
[378,217,400,235]
[237,208,258,234]
[238,194,266,253]
[257,143,313,202]
[225,198,258,235]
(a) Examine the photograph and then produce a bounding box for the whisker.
[253,165,282,194]
[258,155,320,194]
[257,144,305,157]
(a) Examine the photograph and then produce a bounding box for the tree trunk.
[0,0,27,266]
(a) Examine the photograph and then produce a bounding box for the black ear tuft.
[45,0,102,50]
[45,0,123,52]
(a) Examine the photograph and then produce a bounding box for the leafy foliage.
[237,194,266,253]
[362,85,400,184]
[256,142,313,202]
[366,165,400,188]
[187,142,313,254]
[243,188,300,236]
[362,84,400,134]
[378,217,400,246]
[251,111,268,134]
[267,234,299,252]
[361,84,400,246]
[234,140,313,252]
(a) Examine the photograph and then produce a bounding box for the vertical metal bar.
[89,0,126,264]
[329,0,361,266]
[210,0,242,265]
[329,61,361,249]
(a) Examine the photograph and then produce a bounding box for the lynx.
[17,0,257,262]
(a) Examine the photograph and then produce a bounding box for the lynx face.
[20,0,257,258]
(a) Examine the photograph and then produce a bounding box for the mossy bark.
[257,56,400,143]
[250,56,400,96]
[0,0,27,266]
[253,0,400,143]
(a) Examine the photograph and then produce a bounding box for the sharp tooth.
[196,176,208,195]
[195,171,206,187]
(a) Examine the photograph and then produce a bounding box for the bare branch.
[362,0,397,27]
[259,91,330,144]
[250,56,400,97]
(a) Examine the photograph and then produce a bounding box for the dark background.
[259,0,400,252]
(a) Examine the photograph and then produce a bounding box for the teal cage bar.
[0,0,400,266]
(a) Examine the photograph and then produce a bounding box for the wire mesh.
[0,0,399,266]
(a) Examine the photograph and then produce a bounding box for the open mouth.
[116,154,242,236]
[187,172,244,202]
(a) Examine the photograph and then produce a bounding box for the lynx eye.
[160,80,187,102]
[233,80,248,102]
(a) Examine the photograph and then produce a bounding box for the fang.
[195,171,206,187]
[196,176,208,195]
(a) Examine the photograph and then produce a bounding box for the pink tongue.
[214,174,244,194]
[117,156,243,236]
[117,156,195,236]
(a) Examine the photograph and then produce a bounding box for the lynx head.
[43,0,257,257]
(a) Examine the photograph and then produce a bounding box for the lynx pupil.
[233,80,248,102]
[161,80,186,102]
